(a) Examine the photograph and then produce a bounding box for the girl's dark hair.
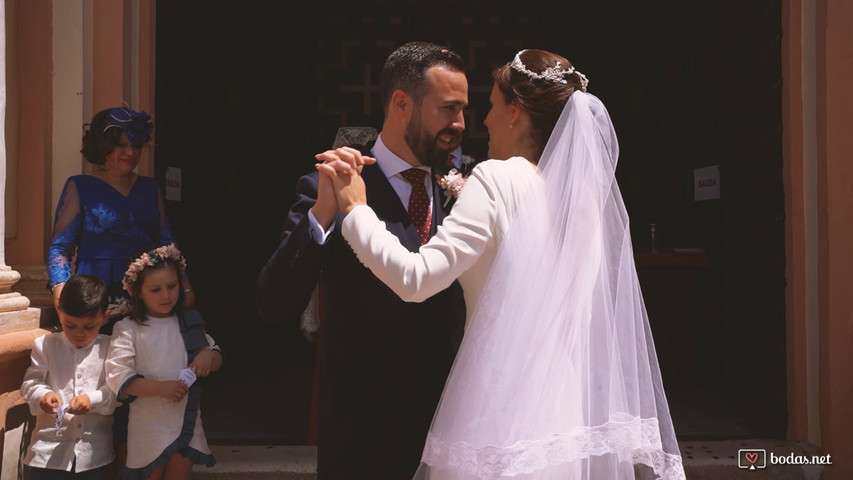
[80,108,125,165]
[58,274,109,317]
[492,49,585,162]
[126,247,185,324]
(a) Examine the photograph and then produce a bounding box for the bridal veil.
[416,91,686,480]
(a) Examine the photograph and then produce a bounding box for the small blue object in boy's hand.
[55,404,71,435]
[178,367,196,387]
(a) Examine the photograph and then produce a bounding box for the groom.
[256,42,468,479]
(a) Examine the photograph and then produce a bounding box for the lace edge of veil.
[422,416,686,480]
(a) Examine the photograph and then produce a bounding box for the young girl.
[105,244,222,480]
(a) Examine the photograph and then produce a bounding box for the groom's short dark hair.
[380,41,466,115]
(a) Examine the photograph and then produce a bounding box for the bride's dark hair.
[493,49,585,160]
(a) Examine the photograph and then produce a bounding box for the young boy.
[21,274,118,479]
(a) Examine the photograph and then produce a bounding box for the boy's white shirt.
[20,332,117,472]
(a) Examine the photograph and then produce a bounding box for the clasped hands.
[40,391,90,415]
[312,147,375,226]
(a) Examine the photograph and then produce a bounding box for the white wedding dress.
[342,92,685,480]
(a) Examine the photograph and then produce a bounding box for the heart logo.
[745,452,759,464]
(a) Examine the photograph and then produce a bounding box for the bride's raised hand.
[315,146,376,175]
[316,162,367,215]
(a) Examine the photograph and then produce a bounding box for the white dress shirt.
[308,133,436,244]
[449,146,463,169]
[21,332,117,472]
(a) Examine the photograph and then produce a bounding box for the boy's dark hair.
[58,274,109,317]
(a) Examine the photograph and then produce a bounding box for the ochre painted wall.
[5,1,51,265]
[816,0,853,477]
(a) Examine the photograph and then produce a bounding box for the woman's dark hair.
[126,246,185,324]
[493,49,585,161]
[58,274,109,317]
[380,41,466,114]
[81,108,126,165]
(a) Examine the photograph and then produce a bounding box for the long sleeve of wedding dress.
[342,157,541,316]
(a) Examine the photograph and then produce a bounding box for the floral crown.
[511,49,589,92]
[104,106,154,145]
[122,244,187,293]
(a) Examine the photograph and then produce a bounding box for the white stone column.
[0,0,40,334]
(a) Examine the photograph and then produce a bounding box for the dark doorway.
[154,0,786,443]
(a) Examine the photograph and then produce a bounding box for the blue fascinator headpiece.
[104,107,154,145]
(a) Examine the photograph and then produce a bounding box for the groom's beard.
[405,110,462,168]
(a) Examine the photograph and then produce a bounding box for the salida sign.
[165,167,181,201]
[694,165,720,201]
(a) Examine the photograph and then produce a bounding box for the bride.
[317,49,686,480]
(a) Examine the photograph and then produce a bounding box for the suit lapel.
[431,167,450,235]
[360,163,422,253]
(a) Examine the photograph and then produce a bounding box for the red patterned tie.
[400,168,432,244]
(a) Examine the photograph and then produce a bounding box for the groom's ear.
[391,90,412,118]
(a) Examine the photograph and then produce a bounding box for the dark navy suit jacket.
[257,156,466,480]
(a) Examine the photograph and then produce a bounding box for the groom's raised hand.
[310,166,337,229]
[316,162,367,216]
[311,147,374,227]
[316,147,375,215]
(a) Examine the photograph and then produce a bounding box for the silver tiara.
[510,49,589,91]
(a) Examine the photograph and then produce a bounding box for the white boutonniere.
[437,168,467,207]
[437,155,479,207]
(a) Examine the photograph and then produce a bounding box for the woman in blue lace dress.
[48,106,195,318]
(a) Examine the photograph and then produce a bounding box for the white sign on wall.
[165,167,181,201]
[694,165,720,201]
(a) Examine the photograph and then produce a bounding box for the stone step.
[193,445,316,479]
[192,440,825,479]
[678,439,824,480]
